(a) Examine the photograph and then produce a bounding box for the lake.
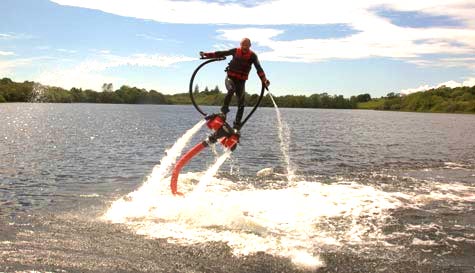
[1,103,474,272]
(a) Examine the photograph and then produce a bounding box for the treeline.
[168,90,361,109]
[0,78,168,104]
[3,77,474,113]
[0,78,367,109]
[358,86,475,113]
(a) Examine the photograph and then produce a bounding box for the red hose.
[170,142,207,196]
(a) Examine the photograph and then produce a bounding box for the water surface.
[1,103,474,272]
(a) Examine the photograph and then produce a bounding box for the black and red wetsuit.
[203,48,266,129]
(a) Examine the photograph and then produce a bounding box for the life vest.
[226,48,254,80]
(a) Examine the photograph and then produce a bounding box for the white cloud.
[136,34,182,43]
[57,48,78,54]
[216,21,475,64]
[0,34,13,39]
[463,77,475,87]
[49,0,475,68]
[89,49,112,54]
[36,53,195,90]
[217,28,284,42]
[400,84,432,94]
[400,77,475,94]
[0,32,34,40]
[212,43,236,51]
[136,34,164,41]
[54,0,472,26]
[76,53,196,71]
[36,46,51,50]
[37,69,121,91]
[0,57,46,77]
[435,57,475,69]
[0,51,15,56]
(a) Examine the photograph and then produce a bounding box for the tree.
[83,89,99,103]
[194,84,199,94]
[350,96,358,108]
[148,90,168,104]
[99,90,122,103]
[309,94,321,108]
[102,83,113,92]
[356,93,371,102]
[0,79,34,102]
[70,87,84,102]
[0,78,13,85]
[320,93,331,108]
[211,85,221,94]
[386,92,399,98]
[41,86,73,103]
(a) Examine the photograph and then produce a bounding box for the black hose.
[189,57,226,116]
[240,84,266,128]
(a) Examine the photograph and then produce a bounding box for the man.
[200,38,270,130]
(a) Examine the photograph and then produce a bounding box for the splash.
[193,150,232,194]
[103,120,205,221]
[268,92,295,182]
[148,120,206,185]
[106,171,475,269]
[29,83,46,102]
[109,179,405,269]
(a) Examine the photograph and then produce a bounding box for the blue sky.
[1,0,474,97]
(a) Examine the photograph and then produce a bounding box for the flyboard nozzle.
[205,114,225,130]
[206,114,239,150]
[220,133,239,150]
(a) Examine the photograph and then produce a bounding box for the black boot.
[220,106,229,119]
[233,121,241,131]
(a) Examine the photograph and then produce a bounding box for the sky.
[1,0,475,97]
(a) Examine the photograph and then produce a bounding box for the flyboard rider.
[200,38,270,131]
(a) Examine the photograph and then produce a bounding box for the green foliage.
[101,83,113,92]
[362,85,475,113]
[83,89,99,103]
[356,93,371,102]
[0,77,368,109]
[40,86,73,103]
[357,99,384,109]
[2,76,473,113]
[0,78,34,102]
[165,91,356,109]
[0,78,170,104]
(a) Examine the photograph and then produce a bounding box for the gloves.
[262,79,270,88]
[200,51,213,59]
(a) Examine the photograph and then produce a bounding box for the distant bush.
[362,85,475,113]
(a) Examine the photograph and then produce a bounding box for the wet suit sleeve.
[203,48,236,59]
[252,53,266,81]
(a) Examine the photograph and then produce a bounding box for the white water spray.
[193,150,232,194]
[148,120,206,185]
[268,93,295,182]
[103,120,205,221]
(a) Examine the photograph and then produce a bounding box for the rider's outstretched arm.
[200,48,236,59]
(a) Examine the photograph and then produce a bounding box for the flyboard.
[170,56,267,196]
